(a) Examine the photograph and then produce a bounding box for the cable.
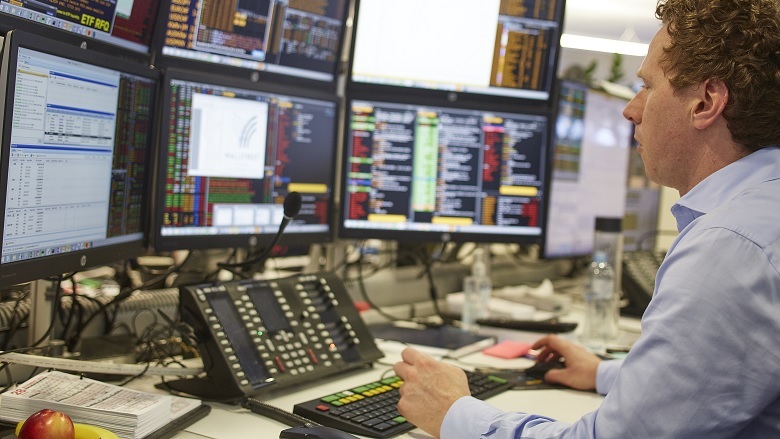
[414,246,444,319]
[242,398,317,428]
[354,242,408,323]
[65,253,194,352]
[26,275,67,349]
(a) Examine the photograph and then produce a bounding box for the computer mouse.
[524,360,566,379]
[279,425,360,439]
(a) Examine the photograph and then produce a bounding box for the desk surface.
[131,337,610,439]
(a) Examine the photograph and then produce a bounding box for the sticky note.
[482,340,532,359]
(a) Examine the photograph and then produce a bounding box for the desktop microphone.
[280,191,302,233]
[218,191,302,272]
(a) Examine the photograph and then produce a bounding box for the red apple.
[17,409,75,439]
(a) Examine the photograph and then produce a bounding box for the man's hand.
[393,347,471,438]
[531,335,602,391]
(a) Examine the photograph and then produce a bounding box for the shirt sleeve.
[595,359,622,395]
[440,396,570,439]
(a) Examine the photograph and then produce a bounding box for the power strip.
[0,351,202,376]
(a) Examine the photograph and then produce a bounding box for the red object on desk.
[482,340,532,359]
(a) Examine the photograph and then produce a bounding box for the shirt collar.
[672,146,780,232]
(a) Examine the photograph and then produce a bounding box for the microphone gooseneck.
[217,191,302,273]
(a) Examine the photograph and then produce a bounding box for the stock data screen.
[0,0,161,54]
[1,47,155,265]
[157,0,348,82]
[341,99,549,242]
[155,76,336,248]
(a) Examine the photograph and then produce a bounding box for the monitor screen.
[153,0,349,85]
[542,82,633,259]
[623,141,662,252]
[0,30,158,288]
[339,96,551,244]
[0,0,161,56]
[151,69,337,251]
[349,0,565,103]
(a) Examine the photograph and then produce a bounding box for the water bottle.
[581,251,617,354]
[461,247,492,332]
[594,217,623,339]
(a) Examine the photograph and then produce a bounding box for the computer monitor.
[339,95,551,244]
[0,30,158,288]
[0,0,162,58]
[151,68,338,252]
[542,81,633,259]
[151,0,350,87]
[348,0,565,104]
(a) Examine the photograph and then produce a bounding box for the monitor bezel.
[345,0,567,108]
[0,0,164,63]
[0,30,159,288]
[337,90,553,245]
[150,67,339,252]
[149,0,351,92]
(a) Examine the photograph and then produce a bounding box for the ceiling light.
[560,34,649,57]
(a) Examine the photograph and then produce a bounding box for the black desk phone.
[621,250,665,317]
[163,272,383,401]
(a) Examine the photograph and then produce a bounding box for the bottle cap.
[595,217,622,232]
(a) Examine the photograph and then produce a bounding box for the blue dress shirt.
[440,146,780,438]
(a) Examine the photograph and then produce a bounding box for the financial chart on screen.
[340,97,550,244]
[152,70,338,251]
[156,0,349,83]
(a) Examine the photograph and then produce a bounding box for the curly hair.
[656,0,780,151]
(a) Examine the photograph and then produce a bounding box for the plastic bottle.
[581,251,617,354]
[594,217,624,339]
[461,247,492,332]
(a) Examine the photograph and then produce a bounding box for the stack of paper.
[0,371,196,439]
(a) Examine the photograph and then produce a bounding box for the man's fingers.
[531,335,556,351]
[543,368,566,385]
[394,360,410,379]
[400,346,423,365]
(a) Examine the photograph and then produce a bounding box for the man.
[393,0,780,437]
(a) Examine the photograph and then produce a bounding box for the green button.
[487,375,508,384]
[393,416,407,424]
[381,377,400,385]
[321,395,340,403]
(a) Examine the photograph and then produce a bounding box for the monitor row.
[0,26,647,290]
[0,0,566,103]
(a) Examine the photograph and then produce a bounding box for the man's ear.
[692,78,728,129]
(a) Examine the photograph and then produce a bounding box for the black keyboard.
[292,370,512,438]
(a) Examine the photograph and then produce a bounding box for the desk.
[131,337,612,439]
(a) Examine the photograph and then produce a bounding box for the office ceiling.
[563,0,662,44]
